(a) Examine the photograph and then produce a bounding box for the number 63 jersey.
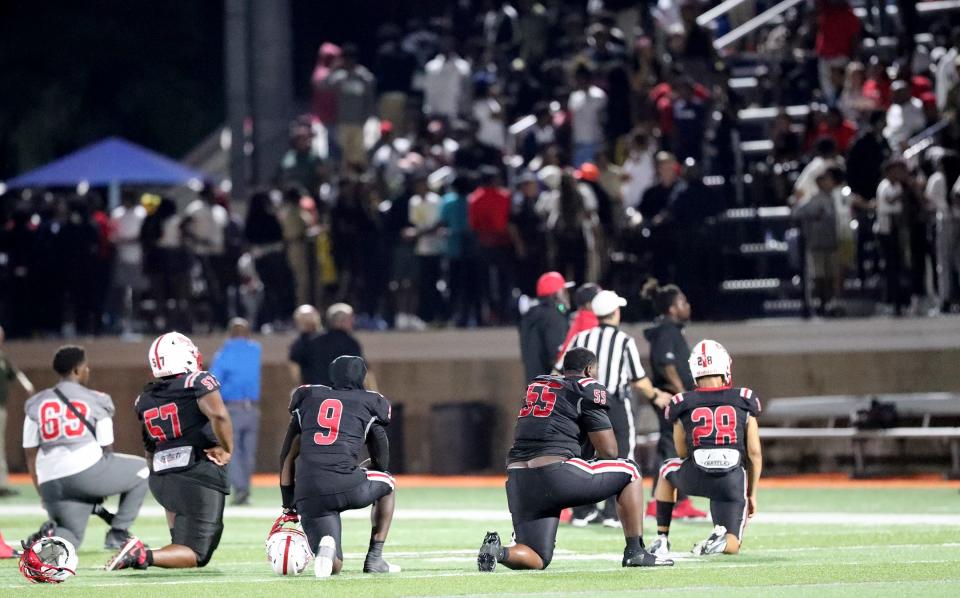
[666,386,761,473]
[289,384,391,494]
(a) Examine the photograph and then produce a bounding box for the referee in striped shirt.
[557,290,671,527]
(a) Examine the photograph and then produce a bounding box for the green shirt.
[0,351,18,406]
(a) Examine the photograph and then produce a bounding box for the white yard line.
[3,506,960,525]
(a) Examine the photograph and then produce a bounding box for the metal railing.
[714,0,805,50]
[697,0,751,26]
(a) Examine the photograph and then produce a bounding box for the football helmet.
[265,516,312,576]
[148,332,202,378]
[689,339,732,383]
[19,536,78,584]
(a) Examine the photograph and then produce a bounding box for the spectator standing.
[814,0,860,103]
[838,62,876,124]
[108,193,146,333]
[277,122,323,195]
[326,44,377,168]
[209,318,261,506]
[441,173,481,327]
[281,188,312,309]
[884,80,925,153]
[468,167,517,324]
[311,42,342,127]
[792,138,842,205]
[935,31,960,113]
[847,111,891,281]
[511,171,548,296]
[794,170,841,314]
[473,79,507,152]
[0,325,34,497]
[289,303,366,388]
[640,280,706,520]
[875,159,911,314]
[244,190,294,330]
[423,36,472,120]
[542,171,597,285]
[568,64,608,167]
[141,196,191,332]
[374,24,416,131]
[183,187,230,327]
[816,107,858,154]
[622,131,657,210]
[670,77,708,163]
[518,272,572,382]
[408,176,446,324]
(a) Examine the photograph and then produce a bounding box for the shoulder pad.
[665,393,684,420]
[577,377,599,388]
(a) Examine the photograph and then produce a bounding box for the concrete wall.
[5,318,959,474]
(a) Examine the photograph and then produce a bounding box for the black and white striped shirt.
[556,324,646,397]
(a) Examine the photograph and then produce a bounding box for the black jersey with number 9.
[289,385,391,494]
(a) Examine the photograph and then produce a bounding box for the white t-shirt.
[875,178,904,235]
[184,200,228,255]
[568,86,608,144]
[926,171,948,215]
[473,98,506,149]
[884,98,926,150]
[423,54,471,119]
[110,205,146,265]
[409,192,446,256]
[622,147,656,209]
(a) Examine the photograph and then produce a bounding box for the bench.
[636,393,960,478]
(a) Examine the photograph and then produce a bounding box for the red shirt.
[467,186,512,247]
[862,78,892,110]
[815,2,860,58]
[557,309,599,362]
[816,119,858,153]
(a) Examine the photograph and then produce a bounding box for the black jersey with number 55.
[289,384,391,493]
[508,375,612,463]
[666,386,761,469]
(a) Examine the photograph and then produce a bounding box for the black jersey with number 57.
[289,384,391,493]
[666,386,761,468]
[507,375,613,463]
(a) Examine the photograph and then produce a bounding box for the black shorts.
[149,471,226,566]
[660,458,748,539]
[297,470,396,559]
[506,458,640,567]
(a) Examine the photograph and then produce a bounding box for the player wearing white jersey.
[22,346,149,550]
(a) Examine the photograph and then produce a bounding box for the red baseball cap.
[536,271,574,297]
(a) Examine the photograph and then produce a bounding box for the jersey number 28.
[690,405,738,446]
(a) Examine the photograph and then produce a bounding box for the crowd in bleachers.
[2,0,960,337]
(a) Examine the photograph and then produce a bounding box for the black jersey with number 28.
[666,386,761,471]
[508,375,613,463]
[289,384,391,494]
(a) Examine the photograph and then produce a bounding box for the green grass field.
[2,482,959,597]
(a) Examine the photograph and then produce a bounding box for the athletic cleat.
[649,534,671,558]
[22,520,56,549]
[105,537,149,571]
[477,531,501,572]
[570,508,600,528]
[622,548,674,567]
[0,539,18,559]
[363,555,401,573]
[314,535,336,578]
[104,528,133,550]
[601,518,622,529]
[691,525,728,555]
[673,498,708,519]
[645,500,657,517]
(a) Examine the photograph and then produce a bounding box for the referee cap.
[592,290,627,317]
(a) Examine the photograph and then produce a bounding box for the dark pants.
[449,256,481,326]
[297,472,395,558]
[149,467,227,567]
[478,245,515,325]
[574,394,635,520]
[651,406,686,501]
[661,459,747,539]
[879,232,904,312]
[226,401,260,494]
[507,459,639,568]
[417,255,444,323]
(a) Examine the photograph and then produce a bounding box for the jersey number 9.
[313,399,343,445]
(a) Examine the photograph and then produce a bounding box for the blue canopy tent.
[5,137,207,206]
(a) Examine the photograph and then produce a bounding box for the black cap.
[574,283,601,309]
